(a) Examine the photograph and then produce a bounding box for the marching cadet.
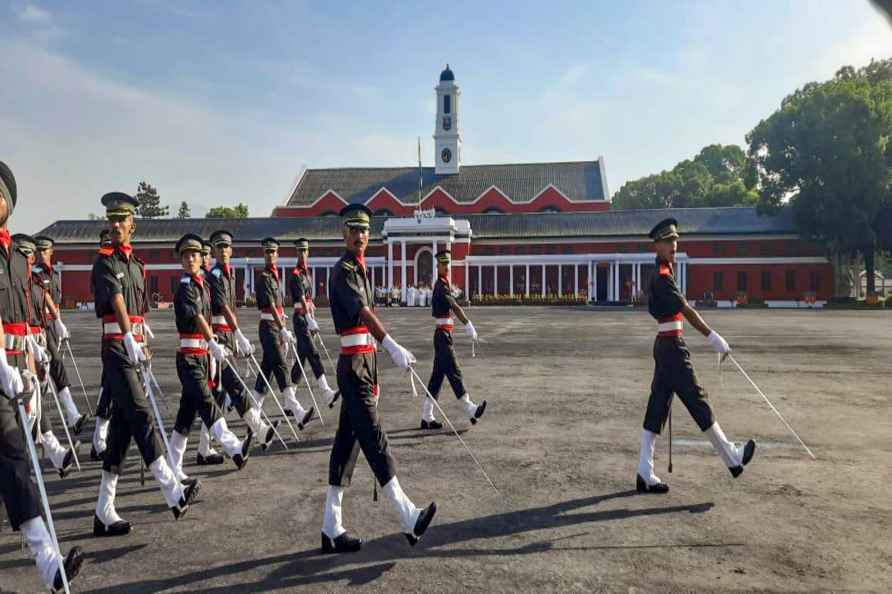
[253,237,315,428]
[91,192,200,537]
[33,235,88,435]
[0,161,83,591]
[421,249,486,429]
[90,229,113,460]
[206,229,279,450]
[637,218,756,494]
[194,238,224,465]
[321,203,436,554]
[167,233,252,483]
[289,237,339,408]
[14,233,78,479]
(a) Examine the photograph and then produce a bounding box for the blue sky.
[2,0,891,233]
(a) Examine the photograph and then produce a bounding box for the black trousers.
[95,365,112,420]
[0,355,41,530]
[46,324,71,391]
[254,322,290,393]
[643,336,715,434]
[174,353,224,435]
[290,323,324,384]
[329,351,395,488]
[427,329,466,399]
[101,344,163,474]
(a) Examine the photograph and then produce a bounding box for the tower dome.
[439,64,455,82]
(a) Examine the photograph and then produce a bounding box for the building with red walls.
[36,66,833,308]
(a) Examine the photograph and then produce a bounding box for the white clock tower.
[434,64,462,175]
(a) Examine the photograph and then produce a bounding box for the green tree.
[135,181,169,218]
[206,203,249,218]
[746,59,892,294]
[612,144,757,209]
[177,201,191,219]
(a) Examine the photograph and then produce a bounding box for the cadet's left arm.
[682,302,730,353]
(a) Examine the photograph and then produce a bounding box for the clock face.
[441,148,452,164]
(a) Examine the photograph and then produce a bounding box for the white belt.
[340,333,372,348]
[657,320,683,332]
[103,321,145,336]
[211,315,227,325]
[180,338,208,349]
[260,312,276,321]
[436,317,454,326]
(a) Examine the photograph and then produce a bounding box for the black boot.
[261,420,280,452]
[405,502,437,546]
[729,440,756,478]
[89,444,104,462]
[52,546,84,593]
[171,480,202,520]
[328,390,341,409]
[69,415,88,435]
[298,406,316,430]
[420,419,443,430]
[58,442,80,479]
[469,400,487,425]
[196,452,225,465]
[636,474,670,494]
[93,514,131,537]
[321,531,363,554]
[233,432,253,470]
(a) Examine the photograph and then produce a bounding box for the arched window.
[484,207,505,214]
[538,206,561,213]
[444,95,451,114]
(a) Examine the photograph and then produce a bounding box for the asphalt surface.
[1,306,890,593]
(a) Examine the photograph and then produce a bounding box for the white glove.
[307,316,320,333]
[279,328,296,345]
[0,350,23,399]
[53,318,70,340]
[144,322,155,340]
[464,320,478,342]
[123,331,147,365]
[209,339,227,362]
[707,330,731,354]
[382,334,415,371]
[234,328,254,356]
[27,336,48,365]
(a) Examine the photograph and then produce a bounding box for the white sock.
[198,425,216,456]
[637,429,662,485]
[96,470,124,524]
[209,417,242,458]
[42,431,67,469]
[21,516,62,589]
[322,485,346,539]
[284,387,306,417]
[58,387,81,426]
[317,374,332,393]
[150,456,185,508]
[169,430,189,481]
[93,417,110,452]
[459,394,477,417]
[421,397,436,422]
[253,389,266,409]
[705,422,742,468]
[243,405,269,437]
[382,477,421,534]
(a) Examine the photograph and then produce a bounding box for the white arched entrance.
[414,247,434,287]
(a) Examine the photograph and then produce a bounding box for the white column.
[614,262,621,301]
[558,265,562,295]
[493,265,498,295]
[465,260,469,295]
[477,265,482,297]
[400,240,407,303]
[592,262,598,301]
[509,265,514,297]
[525,264,530,296]
[541,265,546,297]
[432,240,437,284]
[387,241,393,288]
[574,264,579,296]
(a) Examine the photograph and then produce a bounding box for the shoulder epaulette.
[211,267,222,278]
[97,247,114,257]
[341,260,355,272]
[180,275,191,284]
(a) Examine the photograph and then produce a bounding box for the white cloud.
[18,3,51,23]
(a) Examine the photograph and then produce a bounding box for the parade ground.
[2,306,890,593]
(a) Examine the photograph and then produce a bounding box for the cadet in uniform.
[206,229,278,450]
[167,233,251,483]
[0,161,83,591]
[33,235,87,435]
[14,233,77,479]
[321,203,436,554]
[91,192,200,537]
[253,237,315,428]
[421,249,486,429]
[637,218,756,493]
[289,237,339,408]
[194,238,224,465]
[90,229,113,460]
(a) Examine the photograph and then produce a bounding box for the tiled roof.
[38,207,795,245]
[285,161,607,208]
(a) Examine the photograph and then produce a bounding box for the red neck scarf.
[355,252,366,272]
[192,273,204,287]
[117,244,133,259]
[0,229,10,252]
[267,265,279,282]
[294,262,307,275]
[223,264,231,277]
